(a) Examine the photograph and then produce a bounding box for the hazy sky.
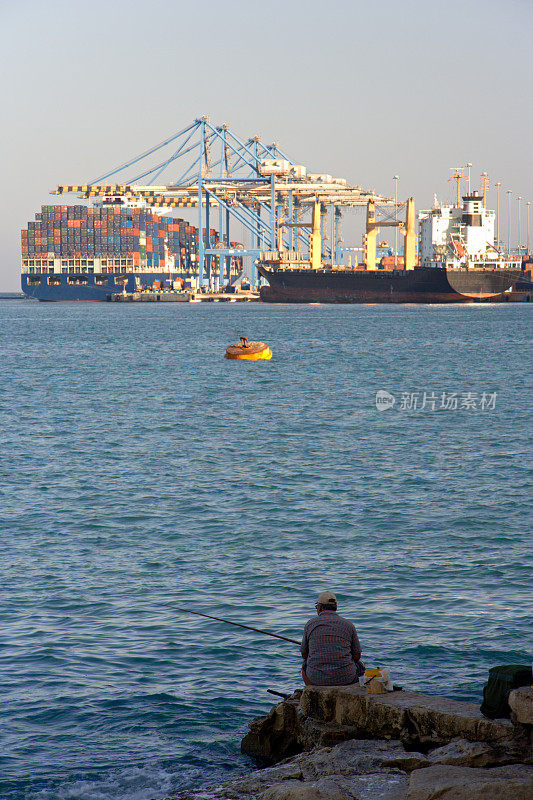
[1,0,532,289]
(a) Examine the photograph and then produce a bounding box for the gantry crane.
[52,116,411,286]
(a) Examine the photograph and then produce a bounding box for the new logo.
[375,390,395,412]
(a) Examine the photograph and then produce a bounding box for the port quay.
[21,115,533,304]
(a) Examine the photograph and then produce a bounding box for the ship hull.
[21,272,185,301]
[258,265,531,304]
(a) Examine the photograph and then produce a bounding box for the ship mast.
[480,172,489,209]
[449,167,465,208]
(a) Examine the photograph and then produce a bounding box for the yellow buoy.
[225,336,272,361]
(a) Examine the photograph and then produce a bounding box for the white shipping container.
[308,173,333,183]
[289,165,307,179]
[259,159,291,176]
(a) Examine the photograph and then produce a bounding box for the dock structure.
[51,116,411,289]
[108,290,259,303]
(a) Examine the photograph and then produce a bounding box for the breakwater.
[176,685,533,799]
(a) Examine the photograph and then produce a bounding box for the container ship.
[258,191,533,303]
[21,200,243,301]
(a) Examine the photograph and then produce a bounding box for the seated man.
[301,590,365,686]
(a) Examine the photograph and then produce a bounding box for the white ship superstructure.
[419,190,520,269]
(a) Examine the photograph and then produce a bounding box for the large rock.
[407,764,533,800]
[261,772,409,800]
[179,739,414,799]
[424,737,517,768]
[297,738,425,777]
[299,686,513,750]
[241,697,302,763]
[261,779,349,800]
[509,688,533,725]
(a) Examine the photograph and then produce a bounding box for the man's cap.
[317,590,337,606]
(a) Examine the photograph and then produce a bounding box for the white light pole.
[465,162,473,193]
[517,197,522,256]
[507,190,512,254]
[393,175,399,268]
[527,201,531,254]
[495,182,501,248]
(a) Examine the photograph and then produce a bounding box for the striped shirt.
[301,611,363,686]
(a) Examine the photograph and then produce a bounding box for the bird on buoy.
[225,336,272,361]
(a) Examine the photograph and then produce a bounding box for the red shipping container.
[133,228,139,236]
[159,230,165,237]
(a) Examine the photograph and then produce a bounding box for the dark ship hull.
[258,265,532,304]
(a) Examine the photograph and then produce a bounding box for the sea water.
[0,300,531,800]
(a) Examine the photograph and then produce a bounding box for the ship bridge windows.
[81,260,87,266]
[67,275,88,284]
[28,276,41,285]
[61,268,68,274]
[48,275,61,285]
[69,260,74,266]
[95,275,108,285]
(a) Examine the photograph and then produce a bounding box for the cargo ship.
[21,200,242,301]
[258,192,532,303]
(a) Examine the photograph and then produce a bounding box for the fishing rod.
[171,606,301,646]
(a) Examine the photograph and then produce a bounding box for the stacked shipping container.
[20,204,237,274]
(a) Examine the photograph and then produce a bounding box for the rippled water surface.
[0,300,531,799]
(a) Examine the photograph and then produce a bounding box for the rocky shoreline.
[173,685,533,800]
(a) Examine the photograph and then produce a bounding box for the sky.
[1,0,532,289]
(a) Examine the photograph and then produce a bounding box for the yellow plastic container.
[365,668,385,694]
[225,336,272,361]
